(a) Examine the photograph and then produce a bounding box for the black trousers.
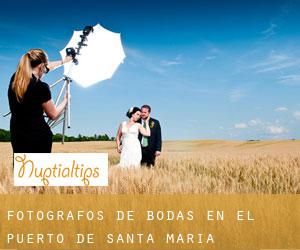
[141,146,155,167]
[11,134,52,153]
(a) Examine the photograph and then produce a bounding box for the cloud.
[210,48,220,54]
[231,116,291,138]
[248,119,263,126]
[230,89,246,102]
[293,111,300,120]
[187,119,199,124]
[256,61,300,73]
[161,55,182,67]
[198,54,217,67]
[125,47,146,60]
[252,53,290,68]
[262,22,278,38]
[277,75,300,85]
[204,56,216,61]
[274,107,288,112]
[250,51,300,74]
[235,123,248,129]
[126,48,185,74]
[145,65,166,74]
[267,126,287,134]
[125,47,166,75]
[161,60,181,66]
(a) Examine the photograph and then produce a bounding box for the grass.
[0,140,299,194]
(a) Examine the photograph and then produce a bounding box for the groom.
[139,104,162,167]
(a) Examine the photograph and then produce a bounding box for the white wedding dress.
[119,122,142,168]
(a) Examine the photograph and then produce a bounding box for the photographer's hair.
[12,49,48,102]
[126,107,141,118]
[141,104,151,113]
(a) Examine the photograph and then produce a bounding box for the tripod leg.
[67,80,71,128]
[55,81,66,106]
[47,79,67,126]
[62,106,67,144]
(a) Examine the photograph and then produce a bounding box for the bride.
[116,107,150,168]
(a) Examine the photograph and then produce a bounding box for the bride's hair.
[126,107,141,118]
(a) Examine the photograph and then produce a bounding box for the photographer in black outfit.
[8,49,71,153]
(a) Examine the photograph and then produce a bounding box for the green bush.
[0,128,114,142]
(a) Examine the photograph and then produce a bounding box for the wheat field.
[0,140,299,194]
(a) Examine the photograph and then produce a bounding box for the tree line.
[0,128,114,142]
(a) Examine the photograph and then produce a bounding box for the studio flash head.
[66,47,78,65]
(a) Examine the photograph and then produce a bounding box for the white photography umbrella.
[48,24,125,143]
[60,23,126,87]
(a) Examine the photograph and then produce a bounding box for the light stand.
[47,76,71,144]
[47,25,94,143]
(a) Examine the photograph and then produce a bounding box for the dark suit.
[139,117,162,167]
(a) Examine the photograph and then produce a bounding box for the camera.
[65,26,94,65]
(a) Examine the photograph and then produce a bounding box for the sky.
[0,0,300,140]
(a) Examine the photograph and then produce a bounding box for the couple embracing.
[116,105,162,168]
